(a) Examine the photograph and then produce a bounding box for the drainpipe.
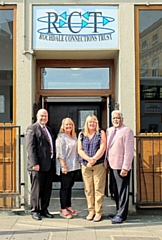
[22,0,35,56]
[22,0,26,54]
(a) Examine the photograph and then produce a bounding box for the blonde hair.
[58,118,76,138]
[83,114,99,136]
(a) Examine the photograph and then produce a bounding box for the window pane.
[139,10,162,133]
[41,68,110,90]
[0,10,13,122]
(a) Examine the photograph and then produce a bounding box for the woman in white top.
[56,118,81,219]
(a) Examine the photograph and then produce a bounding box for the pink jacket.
[106,125,134,171]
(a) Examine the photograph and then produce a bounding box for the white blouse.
[55,133,81,175]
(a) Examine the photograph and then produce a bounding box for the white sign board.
[33,6,118,50]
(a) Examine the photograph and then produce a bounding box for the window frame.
[135,5,162,134]
[0,5,16,125]
[36,59,115,103]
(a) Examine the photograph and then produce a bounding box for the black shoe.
[111,215,123,224]
[41,210,54,218]
[108,213,116,219]
[31,212,42,221]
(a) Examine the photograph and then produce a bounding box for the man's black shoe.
[41,210,54,218]
[31,212,42,220]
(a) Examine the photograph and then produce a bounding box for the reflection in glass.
[78,110,97,130]
[41,68,110,90]
[0,95,5,113]
[139,10,162,133]
[0,10,13,122]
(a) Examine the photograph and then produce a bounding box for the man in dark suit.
[26,109,54,220]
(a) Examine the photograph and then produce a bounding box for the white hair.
[111,110,123,118]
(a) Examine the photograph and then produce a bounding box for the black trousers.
[60,170,79,209]
[29,165,53,213]
[111,169,131,221]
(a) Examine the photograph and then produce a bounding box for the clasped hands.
[87,157,96,168]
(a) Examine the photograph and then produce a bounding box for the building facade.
[0,0,162,210]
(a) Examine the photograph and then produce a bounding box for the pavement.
[0,188,162,240]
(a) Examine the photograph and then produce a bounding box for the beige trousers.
[81,163,106,216]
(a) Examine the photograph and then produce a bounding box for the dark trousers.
[60,170,79,209]
[112,169,131,221]
[29,165,53,213]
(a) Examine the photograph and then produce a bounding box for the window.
[152,59,159,76]
[152,33,158,45]
[141,63,148,76]
[41,67,110,90]
[142,40,147,51]
[0,9,14,122]
[138,9,162,133]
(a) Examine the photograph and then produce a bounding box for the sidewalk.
[0,189,162,240]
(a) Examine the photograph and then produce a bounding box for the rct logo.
[37,11,115,35]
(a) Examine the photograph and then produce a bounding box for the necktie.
[42,126,53,158]
[108,128,117,149]
[104,128,117,168]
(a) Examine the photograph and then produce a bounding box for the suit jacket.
[106,124,134,171]
[26,122,54,171]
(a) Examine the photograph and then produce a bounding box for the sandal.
[66,207,78,216]
[86,213,95,221]
[93,214,102,222]
[60,209,72,219]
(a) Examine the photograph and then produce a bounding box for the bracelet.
[62,165,67,168]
